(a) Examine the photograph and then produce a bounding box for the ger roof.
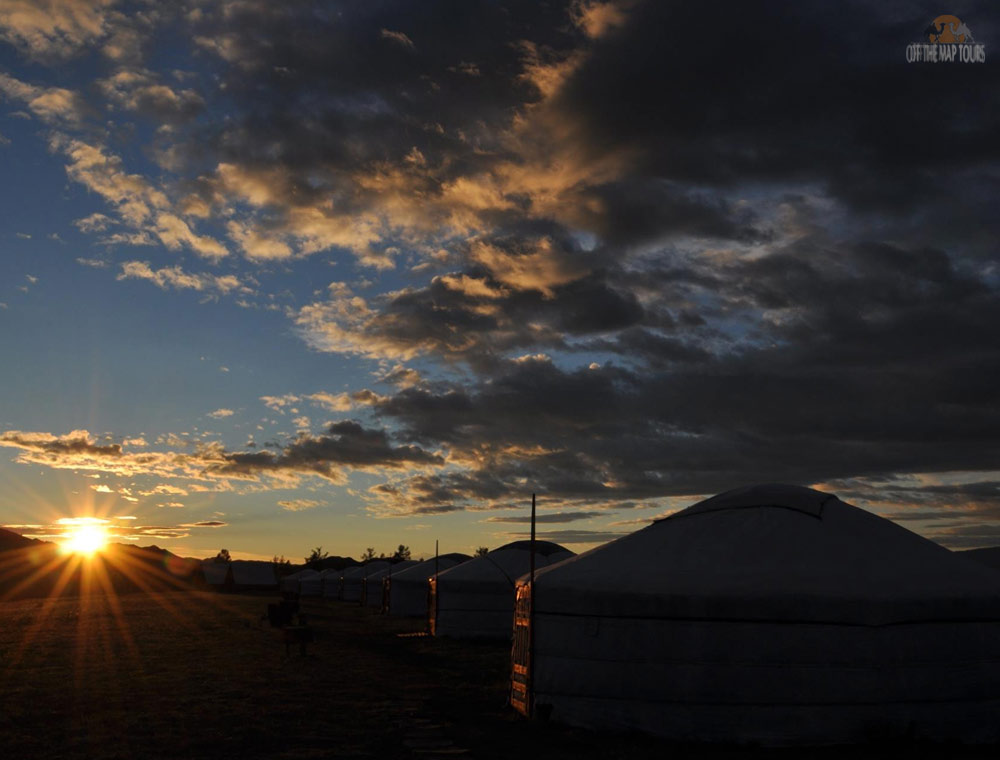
[532,483,1000,625]
[436,541,574,588]
[391,554,471,582]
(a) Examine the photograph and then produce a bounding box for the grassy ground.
[0,591,996,759]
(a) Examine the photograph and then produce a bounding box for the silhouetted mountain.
[303,555,358,572]
[0,527,47,552]
[958,546,1000,571]
[0,540,201,601]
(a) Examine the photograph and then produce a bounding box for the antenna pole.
[529,492,536,717]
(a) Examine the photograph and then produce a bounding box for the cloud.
[74,212,113,233]
[380,28,415,50]
[2,1,999,548]
[117,261,249,295]
[55,136,169,227]
[0,423,443,488]
[502,528,628,544]
[97,68,204,122]
[50,138,227,259]
[0,0,114,59]
[207,408,235,419]
[486,511,605,524]
[260,394,299,411]
[153,214,229,260]
[295,267,646,366]
[0,72,89,125]
[570,1,631,39]
[306,390,384,412]
[278,498,324,512]
[76,257,109,268]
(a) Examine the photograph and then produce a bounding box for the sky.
[0,0,998,562]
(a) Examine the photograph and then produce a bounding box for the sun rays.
[0,520,235,679]
[58,517,110,557]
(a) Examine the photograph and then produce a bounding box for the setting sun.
[58,519,110,557]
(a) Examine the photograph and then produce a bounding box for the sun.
[60,522,109,557]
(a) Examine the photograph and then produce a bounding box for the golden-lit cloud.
[469,237,589,297]
[0,424,444,490]
[379,28,415,50]
[117,261,249,294]
[570,0,631,39]
[278,498,324,512]
[0,0,113,58]
[54,135,171,229]
[260,394,299,412]
[153,213,228,259]
[225,220,293,261]
[97,68,204,121]
[306,390,384,412]
[0,72,88,124]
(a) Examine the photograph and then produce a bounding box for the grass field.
[1,591,996,760]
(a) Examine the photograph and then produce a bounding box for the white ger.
[510,483,1000,746]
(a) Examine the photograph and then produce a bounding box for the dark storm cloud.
[577,179,771,248]
[208,421,443,480]
[486,511,605,524]
[364,267,645,358]
[5,2,999,544]
[829,480,1000,524]
[365,230,1000,508]
[173,0,810,266]
[0,430,123,458]
[557,2,1000,218]
[505,529,629,544]
[1,424,442,486]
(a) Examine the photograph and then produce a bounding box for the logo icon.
[907,15,985,63]
[924,15,974,44]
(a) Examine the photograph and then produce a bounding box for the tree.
[361,546,376,561]
[272,555,291,574]
[305,546,329,565]
[475,546,489,557]
[392,544,411,561]
[214,548,231,563]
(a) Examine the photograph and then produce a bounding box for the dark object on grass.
[283,624,313,656]
[266,599,299,627]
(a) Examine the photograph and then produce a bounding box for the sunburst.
[59,518,109,557]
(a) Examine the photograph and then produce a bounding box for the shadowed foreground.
[0,592,997,760]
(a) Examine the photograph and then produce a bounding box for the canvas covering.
[434,541,574,639]
[521,484,1000,745]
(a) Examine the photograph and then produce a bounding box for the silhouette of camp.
[201,560,277,591]
[384,553,471,617]
[5,490,1000,749]
[510,484,1000,745]
[280,568,320,595]
[361,559,419,607]
[329,564,364,599]
[341,560,390,602]
[430,540,574,639]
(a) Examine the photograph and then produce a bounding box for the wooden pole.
[529,492,536,717]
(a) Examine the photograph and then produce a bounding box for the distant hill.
[0,537,201,601]
[303,555,359,572]
[0,527,47,552]
[958,546,1000,571]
